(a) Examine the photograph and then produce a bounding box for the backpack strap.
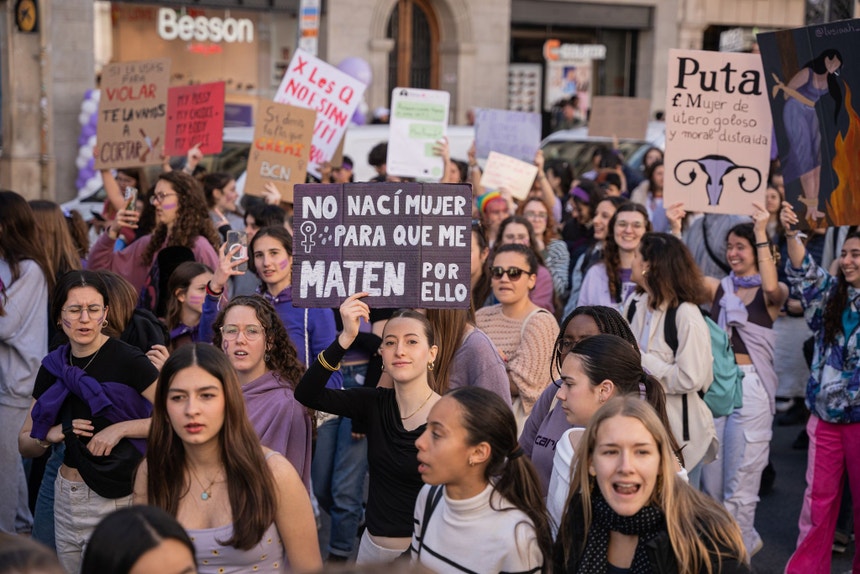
[702,216,731,274]
[662,305,679,355]
[626,298,637,323]
[417,485,444,557]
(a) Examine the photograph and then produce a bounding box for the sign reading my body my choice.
[292,183,471,309]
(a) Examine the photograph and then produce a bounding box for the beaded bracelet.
[318,351,341,372]
[755,241,770,248]
[205,281,224,297]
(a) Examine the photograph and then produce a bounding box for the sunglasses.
[490,266,530,280]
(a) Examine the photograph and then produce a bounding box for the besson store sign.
[157,8,254,43]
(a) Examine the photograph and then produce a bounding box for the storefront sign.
[292,182,472,309]
[245,102,316,201]
[543,40,606,62]
[157,8,254,43]
[480,152,539,201]
[165,82,225,156]
[95,58,171,170]
[298,0,321,56]
[664,49,771,214]
[274,48,367,178]
[474,108,542,162]
[387,88,450,180]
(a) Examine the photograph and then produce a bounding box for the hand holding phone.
[124,187,138,212]
[226,230,248,273]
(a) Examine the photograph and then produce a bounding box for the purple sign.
[292,182,472,308]
[475,108,542,162]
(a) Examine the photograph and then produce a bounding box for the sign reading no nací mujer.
[292,183,472,309]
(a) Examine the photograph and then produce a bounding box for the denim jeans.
[311,363,369,559]
[32,443,64,549]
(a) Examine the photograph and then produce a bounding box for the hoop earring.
[264,352,270,363]
[428,361,435,372]
[102,319,109,328]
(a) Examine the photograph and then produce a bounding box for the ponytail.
[448,388,553,572]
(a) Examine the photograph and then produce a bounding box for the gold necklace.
[400,390,434,421]
[69,342,103,371]
[188,465,220,501]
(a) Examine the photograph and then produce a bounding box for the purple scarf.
[31,344,152,454]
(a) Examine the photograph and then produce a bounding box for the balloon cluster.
[75,89,103,197]
[337,57,371,126]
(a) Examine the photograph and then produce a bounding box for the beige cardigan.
[625,292,718,470]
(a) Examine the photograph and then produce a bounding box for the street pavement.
[752,417,854,573]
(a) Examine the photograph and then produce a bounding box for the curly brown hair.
[141,171,220,267]
[603,202,651,302]
[212,295,306,387]
[637,232,709,310]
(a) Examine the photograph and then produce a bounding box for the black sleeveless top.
[709,284,772,355]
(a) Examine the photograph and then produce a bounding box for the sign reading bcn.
[157,8,254,43]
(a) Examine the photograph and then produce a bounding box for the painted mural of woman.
[773,49,842,223]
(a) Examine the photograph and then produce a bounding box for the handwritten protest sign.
[480,152,540,201]
[165,82,225,156]
[274,48,366,178]
[759,20,860,227]
[95,58,171,170]
[387,88,450,180]
[664,49,772,214]
[292,182,471,308]
[244,102,316,201]
[588,97,651,140]
[474,109,542,162]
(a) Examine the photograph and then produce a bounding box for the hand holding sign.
[337,292,371,349]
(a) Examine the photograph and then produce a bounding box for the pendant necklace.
[188,465,219,501]
[69,343,103,372]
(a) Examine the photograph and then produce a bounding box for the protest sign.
[759,21,860,227]
[292,182,471,309]
[474,108,542,162]
[244,102,315,201]
[387,88,450,180]
[274,48,366,178]
[480,152,540,201]
[95,58,171,170]
[165,82,225,156]
[664,49,772,214]
[588,96,651,140]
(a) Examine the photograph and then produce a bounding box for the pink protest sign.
[274,48,367,178]
[165,82,225,156]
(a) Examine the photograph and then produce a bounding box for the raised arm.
[779,201,807,269]
[752,201,788,309]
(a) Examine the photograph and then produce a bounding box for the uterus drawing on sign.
[299,221,318,253]
[673,154,762,205]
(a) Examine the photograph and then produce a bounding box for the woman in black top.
[295,292,439,564]
[18,270,158,574]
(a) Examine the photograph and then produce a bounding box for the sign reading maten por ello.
[96,58,171,170]
[292,182,471,309]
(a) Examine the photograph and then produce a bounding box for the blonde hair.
[562,397,748,574]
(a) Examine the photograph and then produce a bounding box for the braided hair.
[552,305,638,379]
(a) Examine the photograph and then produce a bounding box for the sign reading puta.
[157,8,254,43]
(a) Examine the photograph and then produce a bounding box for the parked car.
[540,121,666,179]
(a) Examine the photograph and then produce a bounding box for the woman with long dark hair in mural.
[773,49,842,224]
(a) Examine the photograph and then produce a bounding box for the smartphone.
[124,187,138,212]
[226,230,248,273]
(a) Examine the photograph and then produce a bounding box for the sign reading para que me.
[292,183,471,308]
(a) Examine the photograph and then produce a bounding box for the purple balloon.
[81,124,96,138]
[337,57,372,86]
[351,108,366,126]
[78,133,88,146]
[88,113,98,128]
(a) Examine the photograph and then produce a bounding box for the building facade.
[0,0,838,201]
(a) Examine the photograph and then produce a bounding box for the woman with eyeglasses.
[520,305,639,495]
[520,197,570,301]
[88,171,220,306]
[579,202,652,311]
[211,295,312,491]
[476,244,560,435]
[18,270,158,574]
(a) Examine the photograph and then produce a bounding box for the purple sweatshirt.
[243,371,313,491]
[519,382,571,496]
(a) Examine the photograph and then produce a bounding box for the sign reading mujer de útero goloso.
[292,182,472,309]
